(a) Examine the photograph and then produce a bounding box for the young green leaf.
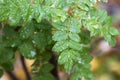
[69,33,80,42]
[53,41,69,52]
[58,50,74,73]
[109,27,120,36]
[52,31,68,41]
[68,40,82,51]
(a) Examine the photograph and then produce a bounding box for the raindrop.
[32,40,35,44]
[78,58,82,64]
[11,43,15,47]
[30,51,36,57]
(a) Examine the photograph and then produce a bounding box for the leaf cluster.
[0,0,119,80]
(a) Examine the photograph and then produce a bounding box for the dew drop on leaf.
[11,43,15,47]
[32,40,35,44]
[78,58,82,64]
[30,51,36,57]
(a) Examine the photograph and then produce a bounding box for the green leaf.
[80,51,93,64]
[64,60,73,73]
[78,11,87,19]
[109,36,116,46]
[19,42,36,59]
[68,40,82,51]
[102,0,108,3]
[34,19,52,30]
[23,6,33,22]
[58,50,80,73]
[78,3,89,11]
[69,33,80,42]
[53,22,67,31]
[40,52,51,62]
[0,69,3,78]
[4,37,21,48]
[70,72,81,80]
[34,6,45,23]
[2,26,21,48]
[70,63,93,80]
[109,27,120,35]
[0,35,2,43]
[32,73,55,80]
[7,0,22,26]
[1,62,14,71]
[69,26,80,33]
[33,33,47,50]
[53,40,69,52]
[52,31,68,41]
[9,9,21,26]
[58,50,73,73]
[40,63,54,73]
[3,26,17,38]
[58,50,79,64]
[45,0,54,6]
[0,48,14,64]
[54,9,67,22]
[20,23,35,39]
[58,50,70,64]
[104,34,116,46]
[98,10,107,23]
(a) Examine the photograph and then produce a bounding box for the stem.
[20,55,31,80]
[48,50,59,80]
[6,71,18,80]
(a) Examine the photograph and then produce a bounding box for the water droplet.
[11,43,15,47]
[78,58,82,64]
[30,51,36,57]
[32,40,35,44]
[34,32,37,34]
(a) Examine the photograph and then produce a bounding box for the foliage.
[0,0,119,80]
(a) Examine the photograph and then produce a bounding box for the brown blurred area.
[108,0,120,4]
[90,0,120,80]
[0,53,69,80]
[0,52,34,80]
